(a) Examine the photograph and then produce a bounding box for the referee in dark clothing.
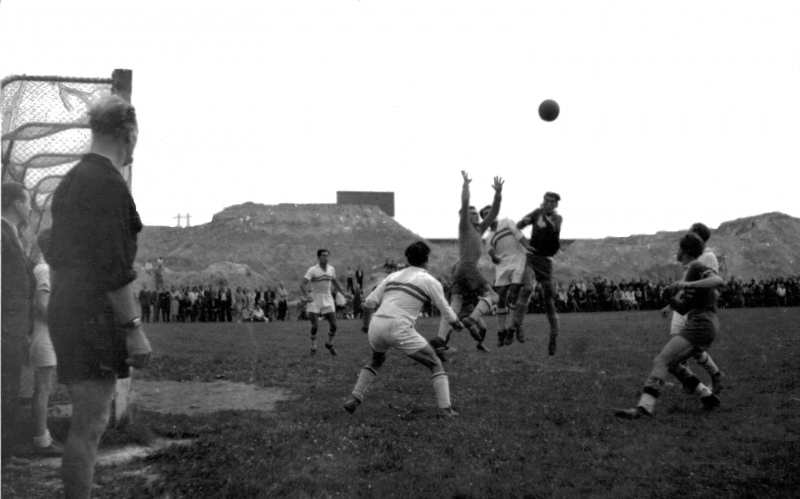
[46,95,151,499]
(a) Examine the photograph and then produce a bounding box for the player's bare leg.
[494,285,511,347]
[511,269,534,345]
[541,279,560,355]
[308,312,319,355]
[432,294,463,361]
[323,311,338,356]
[62,378,116,499]
[462,284,497,352]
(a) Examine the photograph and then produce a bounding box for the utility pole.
[174,213,182,227]
[185,213,191,227]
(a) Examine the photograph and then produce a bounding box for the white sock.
[432,372,451,409]
[33,430,52,448]
[694,351,720,376]
[352,367,377,402]
[471,297,493,318]
[694,383,713,398]
[505,305,516,330]
[638,393,657,414]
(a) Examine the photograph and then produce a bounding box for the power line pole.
[185,213,191,227]
[174,213,182,227]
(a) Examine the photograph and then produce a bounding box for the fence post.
[110,68,134,427]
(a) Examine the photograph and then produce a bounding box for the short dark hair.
[317,248,329,257]
[689,222,711,243]
[479,205,492,219]
[679,232,704,259]
[2,182,28,211]
[88,95,137,143]
[405,241,431,267]
[544,191,561,202]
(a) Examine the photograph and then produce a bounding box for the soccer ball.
[538,99,560,122]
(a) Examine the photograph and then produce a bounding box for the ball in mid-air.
[538,99,560,122]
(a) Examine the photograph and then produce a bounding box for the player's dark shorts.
[451,262,490,296]
[678,310,718,351]
[526,253,553,283]
[49,270,130,384]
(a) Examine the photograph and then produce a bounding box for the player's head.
[468,205,481,225]
[479,205,493,220]
[405,241,431,267]
[542,192,560,214]
[317,248,330,265]
[88,94,138,165]
[1,182,31,224]
[689,222,711,243]
[677,232,704,262]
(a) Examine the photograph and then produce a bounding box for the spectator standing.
[1,182,35,458]
[355,266,364,290]
[346,267,356,294]
[139,284,152,323]
[277,282,289,321]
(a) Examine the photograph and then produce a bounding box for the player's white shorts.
[306,293,335,315]
[494,254,527,287]
[670,312,686,336]
[368,315,429,356]
[30,321,57,368]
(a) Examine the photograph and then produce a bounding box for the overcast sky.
[2,1,798,239]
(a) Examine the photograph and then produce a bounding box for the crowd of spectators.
[137,284,294,323]
[527,275,800,314]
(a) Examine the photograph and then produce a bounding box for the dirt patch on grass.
[133,380,295,415]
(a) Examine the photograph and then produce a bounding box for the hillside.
[135,206,800,293]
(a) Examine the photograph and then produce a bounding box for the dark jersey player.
[517,191,562,355]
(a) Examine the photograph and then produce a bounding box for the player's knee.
[371,353,386,368]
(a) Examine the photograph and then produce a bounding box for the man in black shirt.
[517,192,563,355]
[46,95,151,498]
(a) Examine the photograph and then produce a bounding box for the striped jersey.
[486,218,526,259]
[304,264,336,295]
[365,266,458,326]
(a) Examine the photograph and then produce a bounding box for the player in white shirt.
[300,249,349,356]
[344,241,464,417]
[483,211,532,347]
[661,223,724,394]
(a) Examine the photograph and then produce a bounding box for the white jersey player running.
[484,213,531,347]
[344,241,464,417]
[300,249,349,356]
[661,223,724,394]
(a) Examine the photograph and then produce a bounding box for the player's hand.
[461,170,472,185]
[492,176,504,193]
[125,327,152,369]
[660,305,672,319]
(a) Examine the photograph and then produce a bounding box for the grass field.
[3,308,799,498]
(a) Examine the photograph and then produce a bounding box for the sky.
[1,1,798,239]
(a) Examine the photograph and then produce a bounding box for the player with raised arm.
[430,171,503,359]
[661,222,724,393]
[483,208,532,347]
[344,241,464,417]
[300,249,348,356]
[517,192,562,355]
[615,233,724,419]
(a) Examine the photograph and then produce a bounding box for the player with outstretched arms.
[344,241,464,417]
[517,191,562,355]
[430,171,503,359]
[300,249,348,356]
[484,209,532,347]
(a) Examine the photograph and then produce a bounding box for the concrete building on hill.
[337,191,394,217]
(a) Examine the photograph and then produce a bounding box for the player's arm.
[331,276,348,297]
[459,171,473,231]
[361,278,388,332]
[428,279,463,330]
[478,176,504,233]
[516,209,537,230]
[542,212,562,233]
[299,277,310,300]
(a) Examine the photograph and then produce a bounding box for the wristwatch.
[122,317,142,330]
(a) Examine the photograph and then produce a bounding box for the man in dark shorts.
[615,233,723,419]
[431,171,503,358]
[46,95,152,498]
[517,191,562,355]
